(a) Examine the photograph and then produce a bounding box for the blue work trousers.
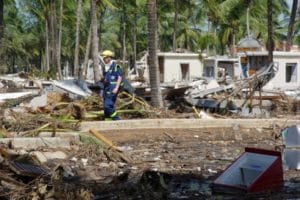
[103,90,120,120]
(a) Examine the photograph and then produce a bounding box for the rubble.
[11,137,71,150]
[0,70,298,199]
[52,79,92,98]
[0,92,36,102]
[0,119,298,199]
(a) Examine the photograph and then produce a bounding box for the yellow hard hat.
[101,50,114,58]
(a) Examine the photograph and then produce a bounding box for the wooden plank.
[89,129,132,163]
[89,128,122,152]
[0,171,26,187]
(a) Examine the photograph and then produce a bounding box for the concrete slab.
[80,118,300,131]
[43,151,67,160]
[0,92,33,101]
[53,79,91,97]
[0,138,12,146]
[30,151,48,163]
[25,93,47,110]
[11,137,71,150]
[38,132,80,141]
[30,150,67,163]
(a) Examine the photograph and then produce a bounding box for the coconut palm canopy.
[0,0,298,75]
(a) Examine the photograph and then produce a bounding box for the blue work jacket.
[104,62,123,92]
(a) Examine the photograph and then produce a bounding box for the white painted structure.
[203,57,239,80]
[203,51,300,90]
[144,52,203,83]
[241,51,300,90]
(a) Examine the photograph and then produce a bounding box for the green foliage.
[80,133,103,147]
[0,0,297,76]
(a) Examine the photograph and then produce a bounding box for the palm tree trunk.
[74,0,82,78]
[91,0,101,82]
[0,0,4,45]
[50,0,54,68]
[49,0,57,75]
[45,17,50,72]
[122,0,126,71]
[267,0,274,63]
[246,7,250,37]
[0,0,3,41]
[133,12,137,73]
[213,28,217,55]
[82,25,92,80]
[206,21,210,55]
[232,33,236,57]
[98,9,105,49]
[56,0,63,80]
[172,0,178,52]
[286,0,298,51]
[147,0,163,108]
[122,22,126,70]
[0,0,4,73]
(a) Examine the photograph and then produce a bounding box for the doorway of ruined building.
[158,56,164,82]
[180,63,190,81]
[286,63,297,83]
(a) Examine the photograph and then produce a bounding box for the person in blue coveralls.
[101,50,123,121]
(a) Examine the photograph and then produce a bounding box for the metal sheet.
[282,125,300,147]
[283,149,300,170]
[9,161,49,177]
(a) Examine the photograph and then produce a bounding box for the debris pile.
[0,70,299,199]
[160,63,300,118]
[0,128,132,199]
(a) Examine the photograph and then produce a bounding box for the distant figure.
[101,50,123,121]
[240,56,248,78]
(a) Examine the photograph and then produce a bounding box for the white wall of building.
[203,57,239,79]
[264,53,300,90]
[241,51,300,90]
[159,53,202,82]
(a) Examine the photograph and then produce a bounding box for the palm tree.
[286,0,298,51]
[295,8,300,46]
[267,0,273,62]
[147,0,163,108]
[172,0,178,52]
[74,0,82,77]
[0,0,3,41]
[91,0,101,82]
[82,25,91,80]
[172,0,193,52]
[0,0,4,73]
[49,0,58,76]
[56,0,63,79]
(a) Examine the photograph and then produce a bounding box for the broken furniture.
[212,148,283,194]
